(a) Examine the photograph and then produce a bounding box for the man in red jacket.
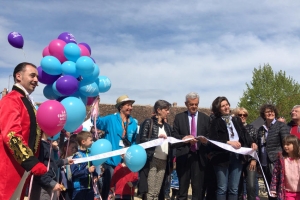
[0,62,47,199]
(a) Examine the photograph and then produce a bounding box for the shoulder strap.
[148,119,153,139]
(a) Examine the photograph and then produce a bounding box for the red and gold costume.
[0,85,41,199]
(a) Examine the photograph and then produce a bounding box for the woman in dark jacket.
[137,100,173,200]
[209,97,257,200]
[257,104,289,200]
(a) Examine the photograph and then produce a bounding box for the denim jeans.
[239,161,258,200]
[214,153,243,200]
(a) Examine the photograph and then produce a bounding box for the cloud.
[1,0,300,110]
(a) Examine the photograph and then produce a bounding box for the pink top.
[284,157,300,192]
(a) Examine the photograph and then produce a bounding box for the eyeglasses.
[238,114,248,117]
[265,110,274,114]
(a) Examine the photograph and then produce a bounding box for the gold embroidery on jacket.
[34,125,41,153]
[7,132,34,163]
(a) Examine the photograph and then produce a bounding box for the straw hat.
[115,95,135,109]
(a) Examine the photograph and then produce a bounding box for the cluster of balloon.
[37,32,112,135]
[124,145,147,172]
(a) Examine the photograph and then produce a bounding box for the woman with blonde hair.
[234,107,259,200]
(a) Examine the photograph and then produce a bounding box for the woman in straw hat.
[93,95,138,200]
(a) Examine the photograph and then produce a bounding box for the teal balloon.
[48,132,60,140]
[52,81,64,97]
[61,61,80,78]
[79,81,99,97]
[64,43,80,62]
[43,84,59,100]
[125,145,147,172]
[97,76,111,93]
[90,139,112,166]
[41,56,62,75]
[61,97,86,132]
[81,64,100,84]
[76,56,94,76]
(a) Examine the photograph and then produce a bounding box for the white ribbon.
[73,136,272,196]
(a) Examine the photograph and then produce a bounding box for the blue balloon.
[125,145,147,172]
[61,97,86,132]
[90,139,112,166]
[79,81,99,97]
[41,56,62,75]
[64,43,81,62]
[52,81,64,97]
[61,61,80,78]
[48,132,60,140]
[81,64,100,84]
[97,75,111,93]
[76,56,95,76]
[43,84,59,100]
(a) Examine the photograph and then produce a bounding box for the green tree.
[238,64,300,123]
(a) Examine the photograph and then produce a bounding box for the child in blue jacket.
[71,131,98,200]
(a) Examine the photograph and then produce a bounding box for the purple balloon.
[78,42,91,54]
[58,32,76,44]
[37,66,60,84]
[56,75,79,96]
[8,32,24,49]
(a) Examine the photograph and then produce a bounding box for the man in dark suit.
[172,92,210,200]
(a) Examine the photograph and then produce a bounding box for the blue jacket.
[71,149,98,190]
[94,112,138,167]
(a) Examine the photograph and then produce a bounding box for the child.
[71,131,98,200]
[109,154,139,200]
[31,133,73,200]
[60,139,78,200]
[170,157,179,200]
[270,135,300,200]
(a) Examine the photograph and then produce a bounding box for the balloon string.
[22,48,26,59]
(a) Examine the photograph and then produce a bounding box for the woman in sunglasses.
[209,97,257,200]
[234,107,259,200]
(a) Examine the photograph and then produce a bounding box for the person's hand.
[52,183,62,191]
[88,165,95,173]
[227,141,241,149]
[251,143,258,150]
[270,191,277,197]
[52,141,58,150]
[67,158,74,165]
[158,134,167,139]
[182,135,196,144]
[93,176,98,182]
[249,160,256,171]
[198,136,208,144]
[31,162,47,175]
[127,182,133,187]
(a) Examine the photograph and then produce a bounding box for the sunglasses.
[238,114,248,117]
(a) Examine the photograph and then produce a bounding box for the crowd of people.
[1,62,300,200]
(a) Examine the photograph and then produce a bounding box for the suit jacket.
[172,111,210,167]
[208,116,253,166]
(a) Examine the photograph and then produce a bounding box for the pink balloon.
[48,39,67,63]
[37,100,67,136]
[73,125,83,134]
[87,96,97,106]
[42,46,51,57]
[78,44,91,57]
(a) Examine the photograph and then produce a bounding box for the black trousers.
[262,163,276,200]
[176,152,205,200]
